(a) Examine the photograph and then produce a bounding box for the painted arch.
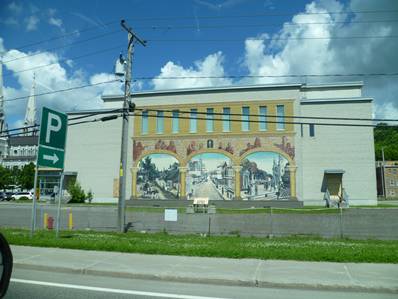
[136,153,180,200]
[240,151,291,200]
[186,152,235,200]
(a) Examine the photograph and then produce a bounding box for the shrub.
[67,181,86,203]
[86,190,93,204]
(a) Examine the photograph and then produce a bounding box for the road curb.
[14,262,398,294]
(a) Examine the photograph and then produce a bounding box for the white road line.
[11,278,231,299]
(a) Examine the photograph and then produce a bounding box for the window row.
[141,105,286,135]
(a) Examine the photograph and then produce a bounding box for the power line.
[12,21,120,51]
[0,110,124,138]
[136,19,398,31]
[128,10,398,22]
[130,112,395,128]
[3,44,125,77]
[136,108,398,123]
[3,79,120,103]
[3,30,122,64]
[137,73,398,80]
[147,35,398,43]
[7,9,398,52]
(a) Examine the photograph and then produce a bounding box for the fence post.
[208,216,211,237]
[339,207,343,239]
[269,207,273,238]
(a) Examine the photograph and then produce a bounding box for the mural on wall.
[240,152,290,200]
[274,136,295,159]
[186,153,235,200]
[137,154,180,199]
[133,136,294,163]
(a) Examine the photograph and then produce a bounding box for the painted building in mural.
[65,82,377,205]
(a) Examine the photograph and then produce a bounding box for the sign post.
[31,107,67,237]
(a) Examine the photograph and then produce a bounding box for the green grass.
[2,228,398,263]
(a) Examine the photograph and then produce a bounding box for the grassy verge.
[2,228,398,263]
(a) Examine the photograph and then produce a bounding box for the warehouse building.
[65,82,377,206]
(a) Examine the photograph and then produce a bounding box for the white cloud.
[1,37,123,128]
[25,15,39,31]
[49,17,63,28]
[8,2,22,14]
[152,51,232,90]
[240,0,398,118]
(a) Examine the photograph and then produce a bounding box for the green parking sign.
[37,107,68,169]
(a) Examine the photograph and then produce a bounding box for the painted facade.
[65,82,378,205]
[132,100,297,200]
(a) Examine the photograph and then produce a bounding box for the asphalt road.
[192,180,223,201]
[5,268,397,299]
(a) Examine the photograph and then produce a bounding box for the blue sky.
[1,0,398,128]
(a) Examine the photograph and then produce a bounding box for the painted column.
[131,167,139,199]
[179,167,187,200]
[288,166,297,199]
[233,165,242,200]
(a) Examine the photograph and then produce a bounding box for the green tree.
[139,156,158,181]
[18,163,35,190]
[67,180,86,203]
[0,166,12,190]
[374,124,398,160]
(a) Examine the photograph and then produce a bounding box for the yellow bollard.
[44,213,48,229]
[68,209,73,230]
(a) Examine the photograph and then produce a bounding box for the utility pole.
[118,20,146,233]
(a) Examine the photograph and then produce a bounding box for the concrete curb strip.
[13,262,398,294]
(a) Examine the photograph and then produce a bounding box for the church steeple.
[23,73,37,136]
[0,57,6,134]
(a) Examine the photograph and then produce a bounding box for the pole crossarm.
[121,20,147,47]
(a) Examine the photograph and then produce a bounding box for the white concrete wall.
[299,101,377,206]
[64,114,133,201]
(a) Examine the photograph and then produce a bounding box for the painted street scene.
[136,154,180,199]
[186,153,235,200]
[241,152,290,200]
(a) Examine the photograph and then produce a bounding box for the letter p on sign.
[46,113,62,143]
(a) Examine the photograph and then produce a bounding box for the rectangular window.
[206,108,214,132]
[276,105,285,130]
[259,106,267,131]
[309,124,315,137]
[223,107,231,132]
[242,106,250,131]
[156,111,164,134]
[172,110,179,133]
[141,110,148,135]
[391,179,395,186]
[190,109,197,133]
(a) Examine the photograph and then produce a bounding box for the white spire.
[0,57,5,133]
[24,73,37,136]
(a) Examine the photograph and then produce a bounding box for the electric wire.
[3,44,125,76]
[10,9,398,51]
[3,79,121,103]
[130,112,395,128]
[3,30,123,64]
[128,10,398,22]
[136,73,398,80]
[146,35,398,42]
[135,108,398,123]
[137,19,398,31]
[13,20,120,51]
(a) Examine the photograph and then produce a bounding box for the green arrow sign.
[37,146,65,169]
[37,107,68,169]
